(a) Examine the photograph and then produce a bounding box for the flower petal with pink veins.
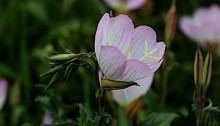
[104,14,134,49]
[95,13,110,61]
[112,74,154,106]
[99,46,127,80]
[127,26,157,59]
[142,42,165,70]
[95,13,134,62]
[118,59,152,82]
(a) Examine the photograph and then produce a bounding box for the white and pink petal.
[95,13,110,61]
[127,0,146,11]
[112,74,154,106]
[104,14,134,49]
[118,59,152,82]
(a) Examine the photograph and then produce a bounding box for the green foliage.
[139,113,178,126]
[76,104,111,126]
[77,104,100,126]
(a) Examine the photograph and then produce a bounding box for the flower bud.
[45,53,80,62]
[194,49,203,86]
[101,79,137,91]
[10,81,20,107]
[202,51,212,87]
[165,0,176,46]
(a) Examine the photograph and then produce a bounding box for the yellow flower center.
[106,41,109,46]
[116,5,127,12]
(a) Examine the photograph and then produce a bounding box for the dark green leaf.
[22,123,33,126]
[140,113,178,126]
[45,71,64,91]
[77,104,100,126]
[40,65,65,77]
[25,1,49,24]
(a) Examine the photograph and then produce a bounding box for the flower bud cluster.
[194,48,212,110]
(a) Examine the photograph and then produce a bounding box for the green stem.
[20,1,32,113]
[196,111,203,126]
[99,89,106,114]
[161,48,170,105]
[162,65,168,105]
[98,89,106,126]
[0,113,5,126]
[161,39,172,105]
[195,86,206,126]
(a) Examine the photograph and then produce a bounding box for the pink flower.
[42,113,53,124]
[104,0,146,12]
[112,74,154,106]
[0,79,7,110]
[179,5,220,45]
[95,13,165,89]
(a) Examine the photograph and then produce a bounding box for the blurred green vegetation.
[0,0,220,125]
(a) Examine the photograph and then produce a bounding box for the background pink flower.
[104,0,146,12]
[42,113,53,124]
[179,5,220,47]
[0,79,7,110]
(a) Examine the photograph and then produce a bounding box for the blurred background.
[0,0,220,125]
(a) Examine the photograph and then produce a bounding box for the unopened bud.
[101,79,137,91]
[194,49,203,85]
[45,53,80,62]
[10,81,20,107]
[165,0,176,46]
[202,51,212,87]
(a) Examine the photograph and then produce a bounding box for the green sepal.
[101,79,137,91]
[45,53,80,63]
[194,49,203,86]
[82,57,96,71]
[202,51,212,88]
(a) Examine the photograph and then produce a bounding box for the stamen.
[127,52,131,59]
[139,41,160,61]
[123,45,131,54]
[148,49,157,55]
